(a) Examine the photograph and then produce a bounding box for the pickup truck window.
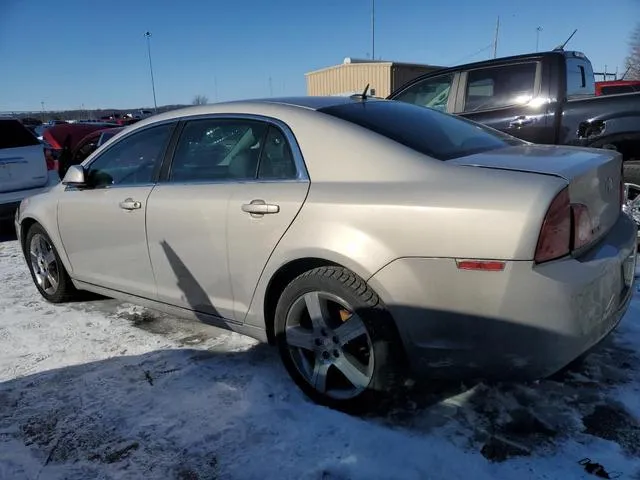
[463,62,537,113]
[566,57,595,98]
[391,73,453,112]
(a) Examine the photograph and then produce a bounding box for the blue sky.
[0,0,638,112]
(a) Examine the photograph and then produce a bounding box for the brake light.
[43,147,59,172]
[571,203,593,249]
[535,187,571,263]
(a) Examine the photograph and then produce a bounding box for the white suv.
[0,119,60,222]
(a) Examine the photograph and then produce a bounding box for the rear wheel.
[274,266,405,413]
[25,224,78,303]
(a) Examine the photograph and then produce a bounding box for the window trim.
[455,60,542,114]
[158,113,310,185]
[71,120,178,191]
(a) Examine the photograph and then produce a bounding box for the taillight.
[535,187,600,263]
[44,148,58,171]
[571,203,593,249]
[535,187,571,263]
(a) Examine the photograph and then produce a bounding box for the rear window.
[0,119,40,149]
[318,100,524,161]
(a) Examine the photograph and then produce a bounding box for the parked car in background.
[0,118,59,223]
[15,97,636,412]
[596,80,640,96]
[42,122,119,176]
[388,50,640,181]
[57,126,123,177]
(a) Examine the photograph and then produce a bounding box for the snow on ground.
[1,233,640,480]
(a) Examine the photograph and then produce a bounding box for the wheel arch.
[262,257,341,344]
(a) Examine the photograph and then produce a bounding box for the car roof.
[127,96,382,128]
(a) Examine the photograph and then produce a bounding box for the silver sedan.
[15,96,637,412]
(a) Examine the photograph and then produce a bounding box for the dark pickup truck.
[388,50,640,188]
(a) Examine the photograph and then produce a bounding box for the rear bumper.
[0,171,59,221]
[368,213,638,381]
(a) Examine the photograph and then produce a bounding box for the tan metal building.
[305,57,445,98]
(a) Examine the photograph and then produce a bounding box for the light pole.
[144,31,158,113]
[371,0,376,60]
[40,101,45,123]
[536,26,543,52]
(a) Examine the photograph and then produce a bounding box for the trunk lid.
[0,119,49,193]
[449,144,622,245]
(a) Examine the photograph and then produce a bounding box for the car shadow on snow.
[3,241,639,478]
[1,331,639,480]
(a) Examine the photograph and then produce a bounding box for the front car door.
[57,122,176,298]
[455,61,551,143]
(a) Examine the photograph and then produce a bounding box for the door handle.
[119,198,142,210]
[508,115,534,128]
[241,199,280,216]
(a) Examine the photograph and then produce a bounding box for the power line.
[451,43,494,65]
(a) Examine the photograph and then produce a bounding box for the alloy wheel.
[284,291,374,400]
[29,233,60,295]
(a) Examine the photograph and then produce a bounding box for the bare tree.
[192,94,209,105]
[624,22,640,80]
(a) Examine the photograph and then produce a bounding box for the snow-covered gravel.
[1,235,640,480]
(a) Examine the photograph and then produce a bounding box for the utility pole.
[40,101,45,123]
[493,16,500,58]
[144,31,158,113]
[371,0,375,60]
[536,26,543,52]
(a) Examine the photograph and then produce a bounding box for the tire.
[24,223,78,303]
[274,266,406,413]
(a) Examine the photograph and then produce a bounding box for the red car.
[42,123,121,176]
[595,80,640,95]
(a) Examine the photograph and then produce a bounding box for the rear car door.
[57,122,175,298]
[227,123,310,321]
[0,119,49,194]
[455,61,550,143]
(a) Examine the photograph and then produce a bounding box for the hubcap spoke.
[46,272,58,291]
[334,354,370,389]
[43,250,56,267]
[311,361,329,393]
[304,292,330,331]
[286,326,315,351]
[335,314,367,346]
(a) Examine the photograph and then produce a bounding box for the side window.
[86,123,173,188]
[392,73,454,112]
[169,119,268,182]
[463,62,537,112]
[257,127,297,180]
[566,57,595,97]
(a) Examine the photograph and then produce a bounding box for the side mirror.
[61,165,87,187]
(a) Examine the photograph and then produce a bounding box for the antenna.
[553,29,577,51]
[350,84,371,101]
